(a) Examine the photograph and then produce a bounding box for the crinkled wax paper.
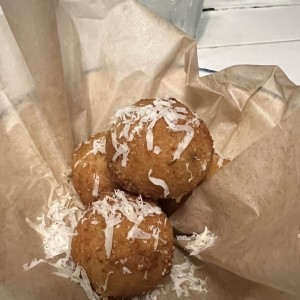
[0,0,299,299]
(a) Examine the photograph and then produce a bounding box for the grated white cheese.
[91,219,99,225]
[120,258,128,265]
[75,142,83,151]
[102,271,113,292]
[89,190,162,258]
[128,225,152,240]
[103,215,118,258]
[185,163,193,182]
[111,98,201,164]
[148,169,170,197]
[153,146,162,155]
[92,137,106,155]
[82,136,106,160]
[143,270,148,280]
[162,268,168,276]
[170,260,207,298]
[74,159,82,169]
[172,130,194,161]
[214,149,229,169]
[152,227,161,251]
[122,266,132,274]
[23,192,100,300]
[92,174,100,197]
[24,258,99,300]
[217,155,224,168]
[177,227,217,258]
[111,131,130,167]
[152,227,160,251]
[25,196,80,259]
[200,160,207,172]
[80,217,88,224]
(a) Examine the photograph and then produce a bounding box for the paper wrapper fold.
[0,0,300,299]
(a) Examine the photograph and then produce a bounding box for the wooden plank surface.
[198,41,300,83]
[203,0,300,9]
[197,5,300,47]
[197,1,300,84]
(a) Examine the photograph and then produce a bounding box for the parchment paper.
[0,0,300,299]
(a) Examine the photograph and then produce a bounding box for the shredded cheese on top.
[151,226,161,251]
[82,136,107,159]
[89,190,162,258]
[74,159,82,169]
[92,174,100,197]
[111,98,201,165]
[122,266,132,274]
[153,146,162,155]
[186,163,193,182]
[92,137,106,154]
[148,169,170,197]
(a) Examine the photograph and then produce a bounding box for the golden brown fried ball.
[203,152,230,181]
[106,98,214,200]
[72,132,118,205]
[71,190,174,298]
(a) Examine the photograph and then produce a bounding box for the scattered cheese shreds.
[102,271,114,292]
[90,190,162,257]
[148,169,170,197]
[152,226,161,251]
[170,260,207,298]
[201,161,207,172]
[24,186,211,300]
[74,159,81,169]
[185,163,193,182]
[214,149,229,169]
[25,195,80,259]
[111,98,201,164]
[177,227,217,257]
[123,266,132,274]
[93,137,106,155]
[111,130,130,167]
[153,146,162,155]
[217,156,224,168]
[23,192,100,300]
[144,270,148,280]
[92,174,100,197]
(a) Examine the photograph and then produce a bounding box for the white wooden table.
[197,0,300,84]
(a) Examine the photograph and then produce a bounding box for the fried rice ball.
[106,98,214,200]
[72,132,118,205]
[71,190,174,298]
